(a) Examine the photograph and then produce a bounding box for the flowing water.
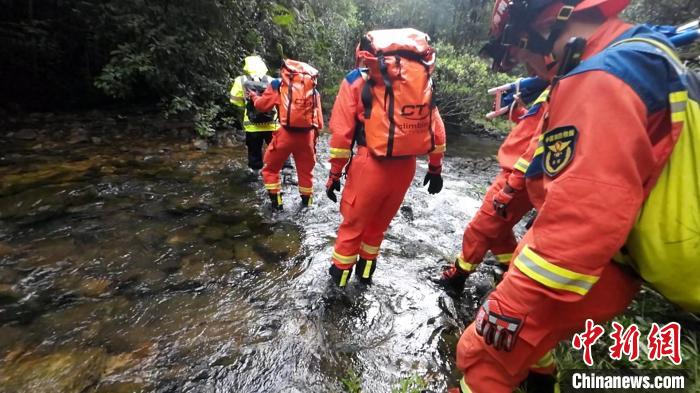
[0,114,505,393]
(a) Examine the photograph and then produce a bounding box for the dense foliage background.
[0,0,696,134]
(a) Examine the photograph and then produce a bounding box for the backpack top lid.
[362,28,434,58]
[281,59,319,77]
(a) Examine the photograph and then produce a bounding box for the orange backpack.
[279,59,320,131]
[356,28,436,157]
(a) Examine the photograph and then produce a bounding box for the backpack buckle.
[557,5,574,21]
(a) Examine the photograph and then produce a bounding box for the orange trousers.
[261,127,316,197]
[331,147,416,268]
[456,262,640,392]
[462,172,532,265]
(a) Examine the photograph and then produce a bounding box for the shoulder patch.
[345,68,367,84]
[542,126,578,177]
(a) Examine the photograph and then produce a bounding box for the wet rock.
[0,348,107,393]
[0,242,13,257]
[400,205,414,221]
[31,144,43,150]
[202,226,225,242]
[193,139,208,151]
[67,127,89,144]
[15,129,38,140]
[79,278,112,297]
[180,256,206,280]
[0,267,19,284]
[0,284,21,304]
[92,382,148,393]
[91,136,102,145]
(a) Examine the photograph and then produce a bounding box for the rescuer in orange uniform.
[452,0,689,391]
[438,91,548,291]
[326,29,447,287]
[249,64,323,209]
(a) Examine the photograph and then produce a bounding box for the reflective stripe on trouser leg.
[459,378,473,393]
[457,254,478,272]
[332,250,357,267]
[299,186,313,196]
[494,253,513,264]
[360,242,380,259]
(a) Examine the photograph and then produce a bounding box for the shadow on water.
[0,115,505,393]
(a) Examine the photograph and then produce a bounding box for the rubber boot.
[493,262,510,284]
[301,195,312,208]
[268,192,283,211]
[329,264,353,287]
[355,257,377,284]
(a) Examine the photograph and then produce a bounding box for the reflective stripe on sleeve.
[433,144,446,153]
[670,91,688,124]
[514,157,530,173]
[514,246,599,296]
[533,350,555,369]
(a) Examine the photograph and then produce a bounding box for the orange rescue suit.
[252,81,323,198]
[458,99,545,270]
[457,19,682,392]
[328,69,446,267]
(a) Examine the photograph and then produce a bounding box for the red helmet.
[483,0,629,70]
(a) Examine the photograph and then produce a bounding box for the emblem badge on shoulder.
[542,125,578,177]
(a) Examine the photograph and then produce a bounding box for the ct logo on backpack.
[400,104,431,120]
[542,126,578,176]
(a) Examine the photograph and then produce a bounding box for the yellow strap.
[514,246,599,296]
[332,251,357,265]
[532,88,550,105]
[339,269,351,287]
[362,260,374,279]
[613,38,683,66]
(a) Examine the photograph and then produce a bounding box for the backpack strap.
[378,54,397,157]
[612,38,686,76]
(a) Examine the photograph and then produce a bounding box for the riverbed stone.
[0,348,108,393]
[67,127,90,144]
[14,129,38,140]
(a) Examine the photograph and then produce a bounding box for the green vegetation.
[341,371,428,393]
[1,0,694,135]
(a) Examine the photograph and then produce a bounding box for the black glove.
[423,165,443,194]
[326,172,342,203]
[475,296,525,352]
